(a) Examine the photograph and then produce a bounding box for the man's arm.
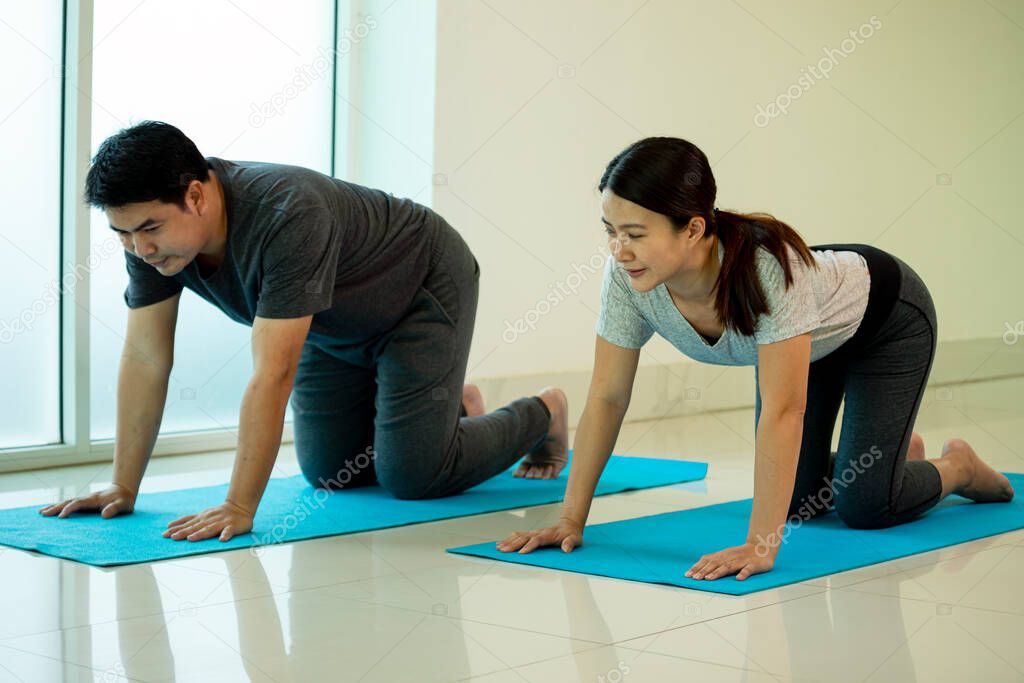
[41,293,180,518]
[226,314,313,512]
[163,314,312,542]
[113,293,181,493]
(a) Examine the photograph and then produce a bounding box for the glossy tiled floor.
[1,378,1022,682]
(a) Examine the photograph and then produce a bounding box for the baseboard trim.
[3,338,1018,474]
[471,337,1024,428]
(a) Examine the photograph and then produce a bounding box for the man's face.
[106,200,204,276]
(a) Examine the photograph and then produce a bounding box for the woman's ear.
[686,216,706,241]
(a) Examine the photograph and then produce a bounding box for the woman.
[498,137,1014,581]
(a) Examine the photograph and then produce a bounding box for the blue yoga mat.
[448,472,1024,596]
[0,456,707,566]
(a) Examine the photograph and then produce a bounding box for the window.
[0,3,64,449]
[87,0,335,439]
[0,0,436,467]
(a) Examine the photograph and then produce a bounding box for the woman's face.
[600,189,708,293]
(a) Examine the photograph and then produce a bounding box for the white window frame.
[0,0,364,473]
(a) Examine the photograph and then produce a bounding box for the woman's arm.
[498,335,641,553]
[561,335,642,524]
[748,332,811,553]
[687,332,811,580]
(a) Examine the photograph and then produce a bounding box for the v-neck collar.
[658,238,726,350]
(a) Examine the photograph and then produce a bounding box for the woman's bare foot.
[462,383,485,417]
[939,438,1014,502]
[908,432,925,461]
[514,387,569,480]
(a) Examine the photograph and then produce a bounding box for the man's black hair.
[84,121,210,209]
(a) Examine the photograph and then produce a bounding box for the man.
[41,121,568,543]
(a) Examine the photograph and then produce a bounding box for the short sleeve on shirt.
[255,205,340,319]
[753,246,822,345]
[123,251,184,309]
[595,255,655,348]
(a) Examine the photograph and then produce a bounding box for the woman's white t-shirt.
[595,240,871,365]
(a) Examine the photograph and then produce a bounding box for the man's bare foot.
[514,387,569,480]
[941,438,1014,503]
[908,432,925,461]
[462,383,485,417]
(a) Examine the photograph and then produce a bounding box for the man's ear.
[183,180,205,215]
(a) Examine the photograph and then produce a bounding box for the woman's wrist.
[561,479,599,529]
[746,534,782,559]
[225,497,258,517]
[111,481,138,498]
[559,509,586,528]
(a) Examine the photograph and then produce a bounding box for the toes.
[941,438,971,455]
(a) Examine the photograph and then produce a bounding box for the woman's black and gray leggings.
[755,251,943,529]
[289,223,551,499]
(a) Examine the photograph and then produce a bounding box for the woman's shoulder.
[747,243,823,301]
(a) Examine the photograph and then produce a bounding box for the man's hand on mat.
[496,518,583,554]
[163,500,254,542]
[39,483,137,519]
[685,543,775,581]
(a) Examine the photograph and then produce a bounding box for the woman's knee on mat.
[787,488,835,522]
[784,451,839,521]
[834,498,895,530]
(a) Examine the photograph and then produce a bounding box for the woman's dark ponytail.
[600,138,816,336]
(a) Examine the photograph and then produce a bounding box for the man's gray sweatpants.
[290,221,551,499]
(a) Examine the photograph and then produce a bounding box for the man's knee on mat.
[299,455,378,491]
[376,472,446,500]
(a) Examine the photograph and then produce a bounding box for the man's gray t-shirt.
[124,157,444,344]
[595,240,871,365]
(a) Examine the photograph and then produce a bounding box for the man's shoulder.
[210,156,340,220]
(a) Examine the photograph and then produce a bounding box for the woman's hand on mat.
[496,518,583,554]
[685,543,775,581]
[39,483,137,519]
[163,500,254,542]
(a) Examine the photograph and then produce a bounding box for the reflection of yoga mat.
[0,456,707,567]
[449,472,1024,596]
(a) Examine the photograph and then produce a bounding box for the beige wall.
[430,0,1024,397]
